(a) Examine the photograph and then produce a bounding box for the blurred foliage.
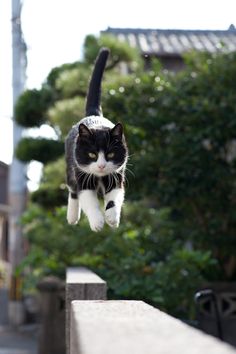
[15,137,64,164]
[46,61,82,92]
[31,187,67,209]
[48,97,84,137]
[14,34,236,319]
[41,157,66,187]
[83,34,142,69]
[55,65,89,99]
[14,88,53,127]
[101,51,236,280]
[17,203,214,318]
[32,158,67,208]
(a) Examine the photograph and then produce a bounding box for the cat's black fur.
[65,48,128,231]
[85,48,109,116]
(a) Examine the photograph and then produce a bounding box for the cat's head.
[75,123,128,176]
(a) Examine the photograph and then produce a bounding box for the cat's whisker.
[125,176,129,188]
[86,173,92,189]
[121,172,129,188]
[87,173,95,190]
[116,170,129,188]
[112,173,116,190]
[108,174,112,192]
[106,174,111,193]
[92,174,96,189]
[77,171,86,188]
[113,172,119,189]
[93,175,96,189]
[77,170,86,181]
[82,173,89,190]
[90,174,94,189]
[109,174,114,192]
[125,167,135,177]
[81,175,86,190]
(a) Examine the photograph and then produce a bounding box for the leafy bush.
[46,61,82,90]
[31,186,67,209]
[15,137,64,164]
[101,51,236,280]
[15,36,236,320]
[18,203,213,318]
[14,88,53,127]
[84,34,141,68]
[30,158,67,208]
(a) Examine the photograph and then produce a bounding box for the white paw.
[67,196,79,225]
[105,208,120,228]
[67,210,78,225]
[88,211,104,232]
[67,208,81,225]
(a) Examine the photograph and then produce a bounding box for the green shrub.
[17,203,214,318]
[14,88,53,127]
[15,137,64,164]
[15,39,236,319]
[102,51,236,280]
[31,187,67,209]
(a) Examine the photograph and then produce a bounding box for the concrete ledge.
[66,268,107,354]
[70,300,236,354]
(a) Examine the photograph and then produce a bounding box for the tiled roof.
[103,27,236,56]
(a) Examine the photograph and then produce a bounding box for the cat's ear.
[79,123,92,138]
[111,123,123,139]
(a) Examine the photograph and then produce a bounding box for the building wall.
[0,162,8,205]
[0,162,9,262]
[158,56,186,72]
[143,54,186,72]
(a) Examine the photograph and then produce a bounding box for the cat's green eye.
[107,152,115,159]
[88,152,97,159]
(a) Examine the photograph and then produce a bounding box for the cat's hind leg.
[104,188,124,228]
[67,188,80,225]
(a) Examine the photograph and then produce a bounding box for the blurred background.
[0,0,236,353]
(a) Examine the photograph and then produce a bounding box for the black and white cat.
[65,48,128,231]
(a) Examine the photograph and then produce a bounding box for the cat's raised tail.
[85,47,110,117]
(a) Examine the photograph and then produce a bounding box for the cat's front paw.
[105,208,120,228]
[67,197,80,225]
[88,211,104,232]
[67,209,78,225]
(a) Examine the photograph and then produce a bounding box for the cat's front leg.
[67,189,81,225]
[79,190,104,232]
[104,188,124,228]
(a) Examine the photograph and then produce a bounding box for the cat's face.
[75,123,127,177]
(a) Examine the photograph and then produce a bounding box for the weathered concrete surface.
[70,300,236,354]
[66,267,107,354]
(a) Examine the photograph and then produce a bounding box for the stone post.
[66,267,107,354]
[37,276,65,354]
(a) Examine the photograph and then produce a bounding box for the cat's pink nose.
[98,164,106,170]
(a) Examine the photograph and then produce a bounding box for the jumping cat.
[65,48,128,231]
